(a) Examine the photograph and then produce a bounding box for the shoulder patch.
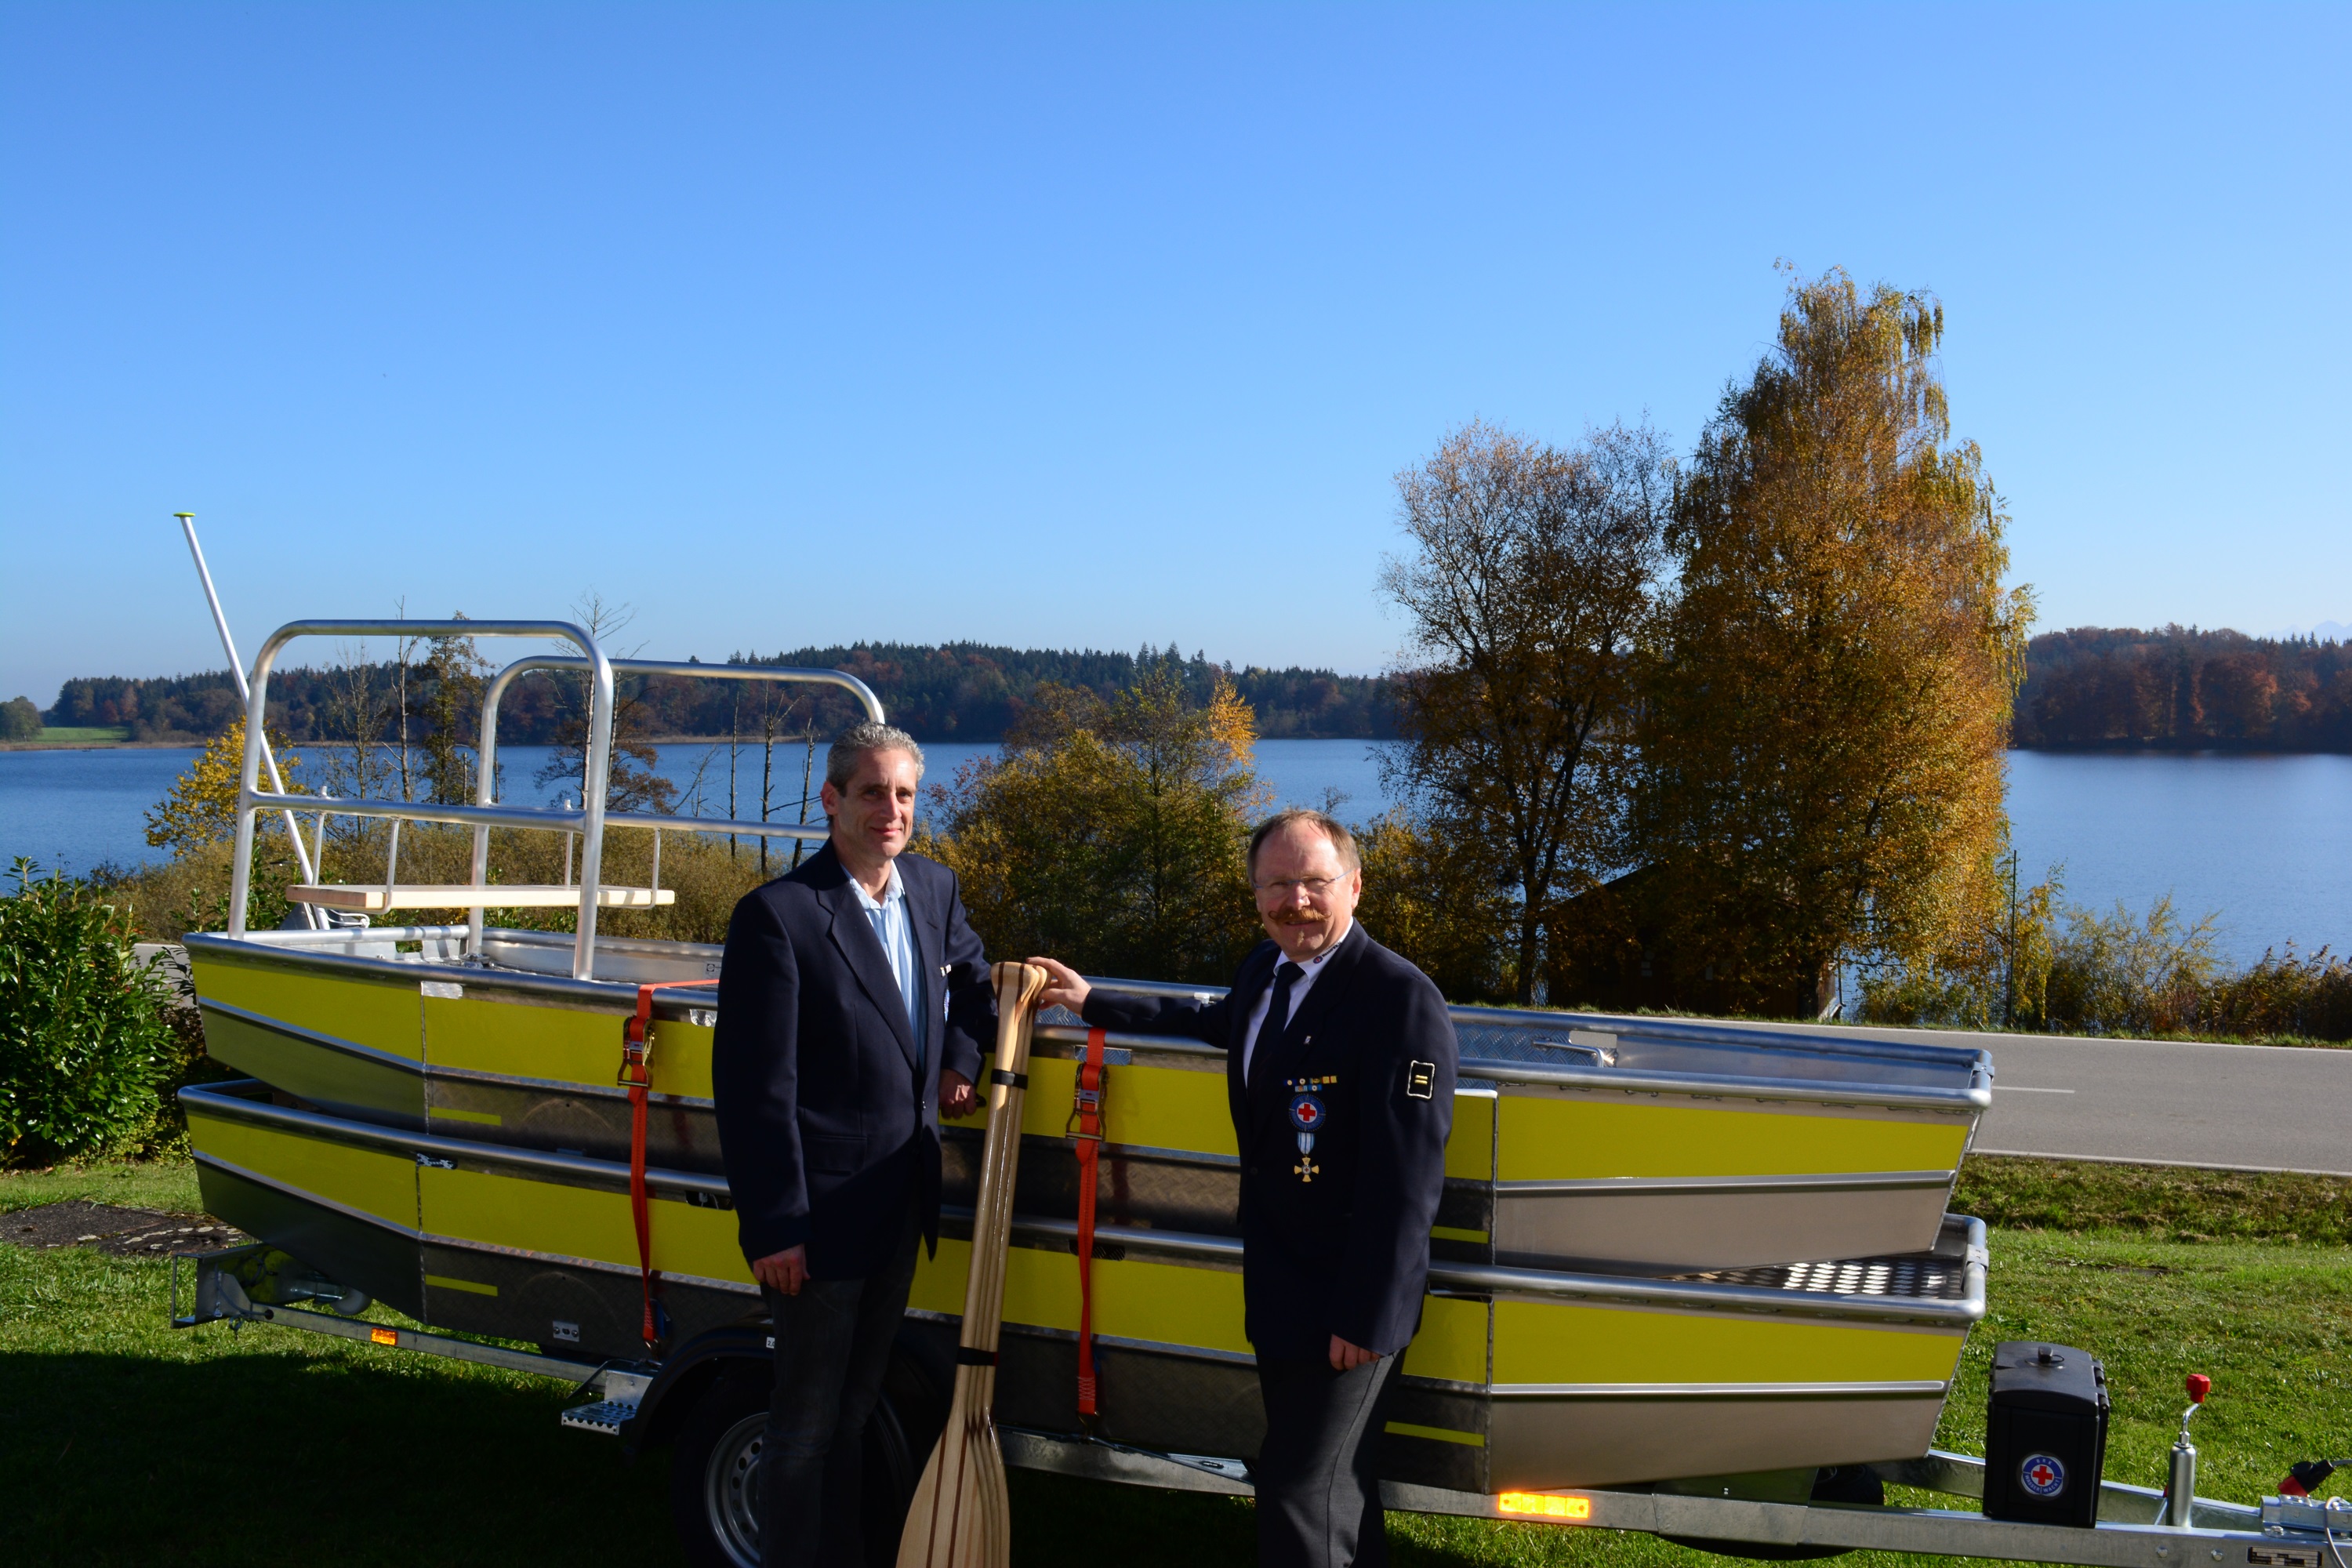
[1404,1060,1436,1100]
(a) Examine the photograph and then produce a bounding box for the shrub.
[2042,895,2225,1036]
[0,859,176,1161]
[0,695,41,739]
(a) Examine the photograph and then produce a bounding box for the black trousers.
[1254,1353,1399,1568]
[758,1209,921,1568]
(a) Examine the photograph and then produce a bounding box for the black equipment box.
[1984,1341,2111,1526]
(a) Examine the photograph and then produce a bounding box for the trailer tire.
[666,1345,948,1568]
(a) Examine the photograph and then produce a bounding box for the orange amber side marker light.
[1498,1493,1592,1520]
[369,1327,398,1346]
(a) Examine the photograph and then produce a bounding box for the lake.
[3,740,2342,967]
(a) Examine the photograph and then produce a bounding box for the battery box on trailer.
[1983,1341,2111,1527]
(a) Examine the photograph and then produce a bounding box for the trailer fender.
[625,1325,773,1457]
[622,1317,956,1461]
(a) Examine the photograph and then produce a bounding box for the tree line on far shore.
[33,645,1393,746]
[31,631,2351,755]
[2014,626,2351,750]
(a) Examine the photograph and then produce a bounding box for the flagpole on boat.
[176,512,323,927]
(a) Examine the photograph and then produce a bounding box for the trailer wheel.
[670,1365,769,1568]
[666,1348,947,1568]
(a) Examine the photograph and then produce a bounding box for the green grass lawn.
[3,1158,2347,1567]
[11,725,130,744]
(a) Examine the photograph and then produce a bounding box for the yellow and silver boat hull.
[184,929,1991,1275]
[182,1080,1984,1491]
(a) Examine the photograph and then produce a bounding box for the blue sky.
[4,2,2346,704]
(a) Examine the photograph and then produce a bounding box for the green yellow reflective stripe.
[1497,1095,1969,1181]
[1429,1225,1490,1243]
[431,1108,502,1126]
[1494,1298,1962,1386]
[424,1274,498,1296]
[1385,1421,1484,1446]
[194,954,422,1059]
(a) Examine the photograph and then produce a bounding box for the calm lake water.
[3,740,2342,967]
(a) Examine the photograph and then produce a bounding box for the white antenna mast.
[176,512,323,928]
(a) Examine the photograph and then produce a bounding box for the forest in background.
[30,629,2349,752]
[33,643,1392,745]
[2013,626,2351,750]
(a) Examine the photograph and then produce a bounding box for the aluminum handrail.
[466,655,885,952]
[228,619,618,981]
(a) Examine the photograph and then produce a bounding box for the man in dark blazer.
[713,720,996,1568]
[1033,808,1458,1568]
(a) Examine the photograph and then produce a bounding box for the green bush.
[0,696,40,740]
[0,859,176,1161]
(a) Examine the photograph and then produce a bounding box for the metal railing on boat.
[228,619,884,982]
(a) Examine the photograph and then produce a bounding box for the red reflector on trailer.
[370,1327,398,1346]
[1498,1493,1592,1520]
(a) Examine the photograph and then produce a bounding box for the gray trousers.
[759,1212,921,1568]
[1254,1352,1399,1568]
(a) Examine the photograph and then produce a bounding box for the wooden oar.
[897,960,1049,1568]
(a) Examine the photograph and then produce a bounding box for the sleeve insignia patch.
[1405,1060,1437,1100]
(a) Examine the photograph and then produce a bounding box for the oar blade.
[894,1399,1009,1568]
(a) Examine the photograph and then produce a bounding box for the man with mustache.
[1033,808,1458,1568]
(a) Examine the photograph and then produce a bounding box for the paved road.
[1682,1018,2352,1175]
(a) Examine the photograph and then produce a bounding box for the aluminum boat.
[182,1078,1984,1492]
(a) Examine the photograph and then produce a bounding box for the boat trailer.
[172,1244,2348,1568]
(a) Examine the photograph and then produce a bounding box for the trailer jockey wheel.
[668,1343,949,1568]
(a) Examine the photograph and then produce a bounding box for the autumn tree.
[144,720,303,858]
[1378,419,1672,1004]
[924,661,1267,984]
[1639,267,2034,1014]
[1351,808,1516,1002]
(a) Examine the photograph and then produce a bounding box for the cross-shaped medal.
[1294,1156,1320,1182]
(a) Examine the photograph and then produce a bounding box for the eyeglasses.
[1253,876,1346,899]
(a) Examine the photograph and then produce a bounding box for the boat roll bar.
[227,620,890,982]
[463,655,886,956]
[230,620,619,978]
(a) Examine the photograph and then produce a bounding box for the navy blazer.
[1081,922,1457,1362]
[713,843,994,1279]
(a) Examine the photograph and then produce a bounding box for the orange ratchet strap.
[1066,1026,1109,1425]
[620,978,720,1349]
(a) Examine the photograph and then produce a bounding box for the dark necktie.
[1249,961,1305,1086]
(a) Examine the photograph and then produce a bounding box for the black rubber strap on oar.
[955,1346,999,1366]
[989,1068,1027,1089]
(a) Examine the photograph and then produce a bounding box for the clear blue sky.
[4,2,2346,706]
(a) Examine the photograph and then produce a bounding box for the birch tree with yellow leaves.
[1639,268,2034,1014]
[924,660,1269,983]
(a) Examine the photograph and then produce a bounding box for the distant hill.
[42,643,1395,745]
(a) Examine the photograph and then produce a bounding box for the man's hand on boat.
[940,1069,977,1119]
[753,1244,809,1296]
[1031,956,1089,1015]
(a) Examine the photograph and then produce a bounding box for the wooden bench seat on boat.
[285,884,677,910]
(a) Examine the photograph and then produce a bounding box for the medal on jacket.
[1285,1075,1338,1182]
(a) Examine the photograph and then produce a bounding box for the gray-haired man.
[713,721,998,1567]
